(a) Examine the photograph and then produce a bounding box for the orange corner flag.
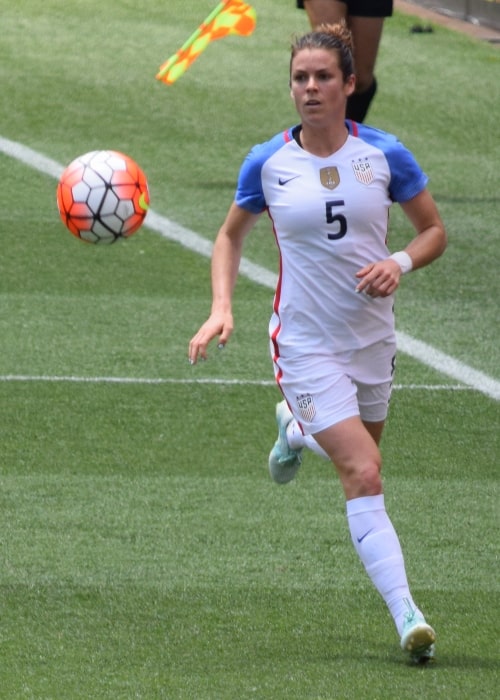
[156,0,257,85]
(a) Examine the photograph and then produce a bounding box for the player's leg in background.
[346,15,386,121]
[300,0,347,28]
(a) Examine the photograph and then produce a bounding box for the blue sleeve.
[235,129,292,213]
[357,125,428,203]
[385,141,428,202]
[235,144,267,214]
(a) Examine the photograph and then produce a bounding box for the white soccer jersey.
[235,121,428,359]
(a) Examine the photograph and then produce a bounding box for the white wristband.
[389,251,413,274]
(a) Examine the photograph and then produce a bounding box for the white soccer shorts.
[272,338,396,434]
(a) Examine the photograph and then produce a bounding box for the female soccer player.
[188,22,447,663]
[296,0,393,121]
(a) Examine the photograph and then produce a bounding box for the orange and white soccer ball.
[56,150,150,244]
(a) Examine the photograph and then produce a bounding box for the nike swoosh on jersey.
[278,175,301,186]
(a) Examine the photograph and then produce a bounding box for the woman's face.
[290,48,355,126]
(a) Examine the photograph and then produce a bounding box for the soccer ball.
[56,150,150,244]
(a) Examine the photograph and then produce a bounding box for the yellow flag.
[156,0,257,85]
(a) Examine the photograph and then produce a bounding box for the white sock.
[346,494,422,636]
[286,421,329,459]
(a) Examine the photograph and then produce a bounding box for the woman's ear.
[345,73,356,97]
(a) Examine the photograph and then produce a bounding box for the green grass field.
[0,1,499,698]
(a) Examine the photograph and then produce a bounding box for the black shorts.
[296,1,393,17]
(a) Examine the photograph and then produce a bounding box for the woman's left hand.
[355,259,402,298]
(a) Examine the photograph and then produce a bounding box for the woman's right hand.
[188,311,234,365]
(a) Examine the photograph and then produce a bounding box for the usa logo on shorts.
[296,393,316,422]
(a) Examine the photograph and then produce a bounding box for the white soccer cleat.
[400,602,436,664]
[268,401,303,484]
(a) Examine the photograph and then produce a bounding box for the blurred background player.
[296,0,393,121]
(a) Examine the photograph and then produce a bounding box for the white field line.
[0,374,274,386]
[1,135,499,401]
[0,374,474,391]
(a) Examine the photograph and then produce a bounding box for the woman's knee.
[336,454,383,498]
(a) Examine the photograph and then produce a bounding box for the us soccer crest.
[296,394,316,422]
[351,157,374,185]
[320,167,340,190]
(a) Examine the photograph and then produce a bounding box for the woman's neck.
[298,123,349,157]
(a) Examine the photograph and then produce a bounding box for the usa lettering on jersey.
[351,157,374,185]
